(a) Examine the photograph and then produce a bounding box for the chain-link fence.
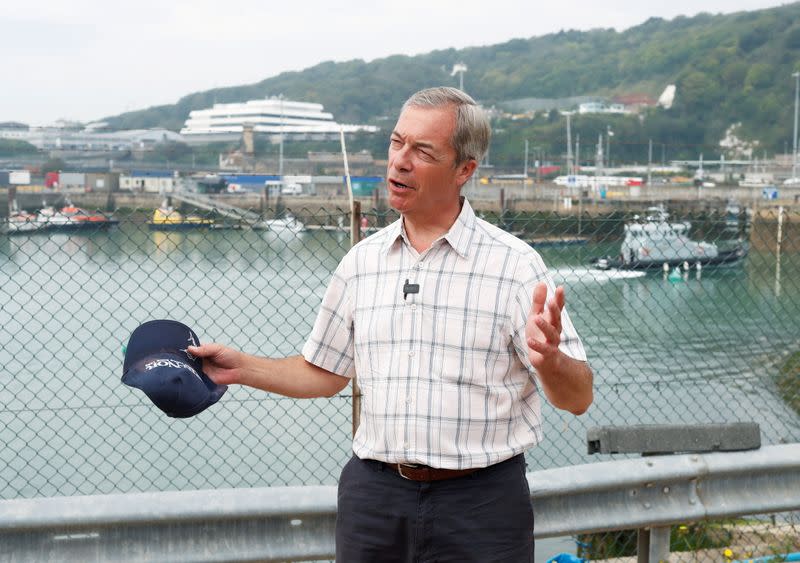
[1,195,799,557]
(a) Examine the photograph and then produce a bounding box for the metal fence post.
[649,526,670,562]
[637,529,649,563]
[638,526,670,563]
[350,200,362,437]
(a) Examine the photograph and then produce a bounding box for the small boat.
[6,202,44,234]
[36,201,119,231]
[590,205,747,271]
[251,213,305,233]
[148,205,215,230]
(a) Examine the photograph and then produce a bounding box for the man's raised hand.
[525,282,565,372]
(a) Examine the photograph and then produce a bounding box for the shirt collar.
[380,197,477,259]
[380,218,405,254]
[443,197,476,258]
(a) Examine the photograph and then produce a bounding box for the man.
[190,87,593,562]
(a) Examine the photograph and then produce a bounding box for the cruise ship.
[180,97,378,144]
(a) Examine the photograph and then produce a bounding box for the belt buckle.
[396,463,418,480]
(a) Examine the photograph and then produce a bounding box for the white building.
[0,124,184,152]
[578,102,629,115]
[180,97,378,144]
[119,170,178,193]
[554,174,643,188]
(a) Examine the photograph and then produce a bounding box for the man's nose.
[391,146,413,172]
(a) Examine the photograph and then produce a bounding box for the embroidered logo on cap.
[143,358,203,382]
[180,331,199,361]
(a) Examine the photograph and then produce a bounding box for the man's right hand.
[188,343,243,385]
[186,346,350,399]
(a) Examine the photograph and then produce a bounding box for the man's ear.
[456,159,478,186]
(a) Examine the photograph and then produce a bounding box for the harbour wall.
[2,187,799,253]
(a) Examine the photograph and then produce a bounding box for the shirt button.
[408,351,415,357]
[416,263,423,269]
[406,396,412,405]
[403,442,410,450]
[410,304,417,311]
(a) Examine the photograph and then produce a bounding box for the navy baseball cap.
[122,320,227,418]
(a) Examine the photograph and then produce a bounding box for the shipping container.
[9,170,31,185]
[45,171,59,188]
[59,172,86,189]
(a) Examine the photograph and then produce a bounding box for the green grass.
[776,351,800,417]
[578,523,733,559]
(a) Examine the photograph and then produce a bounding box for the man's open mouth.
[390,179,415,190]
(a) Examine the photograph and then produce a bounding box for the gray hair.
[402,87,490,165]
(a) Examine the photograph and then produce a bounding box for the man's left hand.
[525,282,565,373]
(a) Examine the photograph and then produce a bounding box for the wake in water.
[551,267,647,283]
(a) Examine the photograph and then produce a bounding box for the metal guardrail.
[0,486,338,563]
[2,444,798,562]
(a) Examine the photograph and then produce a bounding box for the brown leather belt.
[386,462,479,482]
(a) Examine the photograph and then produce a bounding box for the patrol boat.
[591,206,747,271]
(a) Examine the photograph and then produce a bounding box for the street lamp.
[523,139,529,178]
[792,71,799,182]
[451,63,468,92]
[606,126,614,170]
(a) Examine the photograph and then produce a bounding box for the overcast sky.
[0,0,788,125]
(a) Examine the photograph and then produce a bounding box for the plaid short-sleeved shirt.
[302,198,587,470]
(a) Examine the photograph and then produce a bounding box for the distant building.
[308,150,373,165]
[180,97,378,144]
[47,171,120,192]
[554,174,644,188]
[0,123,183,152]
[611,94,657,113]
[119,170,178,193]
[308,150,376,175]
[0,170,31,186]
[578,102,629,115]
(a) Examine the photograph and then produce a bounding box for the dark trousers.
[335,454,534,563]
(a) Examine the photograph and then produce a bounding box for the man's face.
[386,105,474,218]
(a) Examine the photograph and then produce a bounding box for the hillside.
[103,3,800,160]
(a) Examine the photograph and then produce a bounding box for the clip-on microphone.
[403,279,419,300]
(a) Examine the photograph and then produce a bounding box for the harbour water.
[0,222,799,499]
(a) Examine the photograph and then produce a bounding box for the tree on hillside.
[42,158,67,174]
[99,2,800,157]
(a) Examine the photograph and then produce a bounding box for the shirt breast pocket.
[353,300,404,376]
[434,305,500,386]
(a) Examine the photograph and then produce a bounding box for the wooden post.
[350,200,361,247]
[8,186,16,214]
[350,200,362,437]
